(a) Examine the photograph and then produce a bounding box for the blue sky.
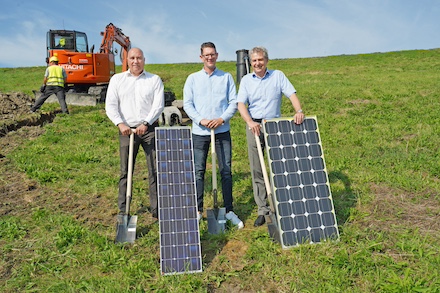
[1,0,439,68]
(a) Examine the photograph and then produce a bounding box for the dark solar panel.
[156,127,202,275]
[263,117,339,248]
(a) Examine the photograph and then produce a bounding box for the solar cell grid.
[156,127,202,275]
[263,116,339,248]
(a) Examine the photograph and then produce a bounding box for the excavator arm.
[99,23,131,71]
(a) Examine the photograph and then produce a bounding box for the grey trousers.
[118,125,157,214]
[31,86,69,113]
[245,126,271,216]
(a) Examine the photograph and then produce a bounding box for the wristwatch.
[142,121,150,127]
[296,109,303,113]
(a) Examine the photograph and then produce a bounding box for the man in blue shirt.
[184,42,244,229]
[237,46,305,227]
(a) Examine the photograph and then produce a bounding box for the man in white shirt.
[105,47,164,219]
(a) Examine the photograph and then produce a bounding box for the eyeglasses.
[202,53,217,59]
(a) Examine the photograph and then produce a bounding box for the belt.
[252,118,263,123]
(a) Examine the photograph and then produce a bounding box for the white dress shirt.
[105,70,164,127]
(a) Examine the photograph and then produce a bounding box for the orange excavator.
[40,23,185,125]
[42,23,131,105]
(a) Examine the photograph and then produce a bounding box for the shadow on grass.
[134,205,158,238]
[328,170,357,226]
[136,221,157,238]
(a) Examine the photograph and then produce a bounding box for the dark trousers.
[118,124,157,214]
[31,86,69,113]
[192,131,233,213]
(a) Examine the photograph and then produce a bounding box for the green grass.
[1,49,440,292]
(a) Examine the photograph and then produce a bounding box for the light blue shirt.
[237,69,296,119]
[183,68,237,136]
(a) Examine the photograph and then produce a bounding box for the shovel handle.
[254,131,276,213]
[126,131,135,215]
[211,129,218,208]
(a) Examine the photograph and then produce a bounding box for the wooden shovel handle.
[211,129,218,208]
[126,130,135,215]
[254,132,275,213]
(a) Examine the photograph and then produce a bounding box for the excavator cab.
[46,28,115,90]
[47,30,89,53]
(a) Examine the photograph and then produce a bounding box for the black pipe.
[236,49,250,85]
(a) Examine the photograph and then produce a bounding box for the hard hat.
[49,56,59,62]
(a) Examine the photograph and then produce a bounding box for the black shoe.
[151,209,158,219]
[254,215,266,227]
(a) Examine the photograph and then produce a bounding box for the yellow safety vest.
[46,65,65,87]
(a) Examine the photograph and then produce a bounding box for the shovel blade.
[115,214,138,243]
[265,213,281,243]
[207,207,226,234]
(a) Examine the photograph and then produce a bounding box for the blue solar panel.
[155,127,202,275]
[263,117,339,248]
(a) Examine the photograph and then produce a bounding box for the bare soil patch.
[354,183,440,236]
[0,92,45,217]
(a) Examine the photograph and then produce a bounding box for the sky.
[0,0,439,68]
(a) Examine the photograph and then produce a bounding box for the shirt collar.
[252,69,270,79]
[126,69,146,77]
[202,67,218,76]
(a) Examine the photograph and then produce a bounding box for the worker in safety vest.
[56,38,66,48]
[30,56,69,114]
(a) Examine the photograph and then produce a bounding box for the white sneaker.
[197,212,202,222]
[226,211,244,229]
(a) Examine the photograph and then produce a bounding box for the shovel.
[255,131,280,243]
[207,129,226,234]
[115,130,138,243]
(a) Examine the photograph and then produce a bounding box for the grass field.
[0,48,440,292]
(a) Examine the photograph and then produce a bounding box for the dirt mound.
[0,92,35,119]
[0,92,56,138]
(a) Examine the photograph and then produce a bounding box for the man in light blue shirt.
[237,46,305,227]
[184,42,243,229]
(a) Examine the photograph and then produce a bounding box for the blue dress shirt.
[237,69,296,119]
[183,68,237,136]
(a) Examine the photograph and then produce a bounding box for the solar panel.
[155,126,202,275]
[262,116,339,248]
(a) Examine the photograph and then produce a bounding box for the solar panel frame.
[262,116,339,249]
[155,126,203,275]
